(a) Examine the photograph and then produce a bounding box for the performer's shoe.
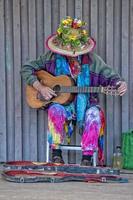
[81,159,92,166]
[52,149,65,164]
[81,155,92,166]
[52,156,65,164]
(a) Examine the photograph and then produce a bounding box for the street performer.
[21,17,127,166]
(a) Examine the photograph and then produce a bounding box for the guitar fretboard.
[55,86,103,93]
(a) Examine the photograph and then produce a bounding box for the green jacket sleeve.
[20,54,46,85]
[90,53,124,86]
[20,51,54,85]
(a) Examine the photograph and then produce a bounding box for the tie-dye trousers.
[48,104,105,164]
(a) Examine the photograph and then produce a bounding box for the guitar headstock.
[101,86,119,96]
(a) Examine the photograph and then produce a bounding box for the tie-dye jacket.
[21,51,123,106]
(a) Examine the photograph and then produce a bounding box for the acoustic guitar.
[26,70,119,108]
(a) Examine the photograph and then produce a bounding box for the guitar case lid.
[1,161,128,183]
[3,161,120,175]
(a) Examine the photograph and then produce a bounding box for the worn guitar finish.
[26,70,119,108]
[26,70,75,108]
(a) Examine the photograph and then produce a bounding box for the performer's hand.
[116,81,127,96]
[33,80,57,100]
[39,85,57,100]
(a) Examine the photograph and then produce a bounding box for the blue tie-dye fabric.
[76,64,90,127]
[55,54,90,128]
[55,54,70,76]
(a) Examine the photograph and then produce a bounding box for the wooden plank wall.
[0,0,132,166]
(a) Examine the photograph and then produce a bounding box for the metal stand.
[46,131,97,167]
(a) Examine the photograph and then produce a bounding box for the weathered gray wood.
[129,0,133,129]
[121,0,129,132]
[98,0,106,59]
[13,0,22,160]
[43,0,52,161]
[82,0,90,30]
[51,0,59,33]
[106,0,114,165]
[36,0,45,162]
[67,0,75,18]
[36,0,44,56]
[28,0,37,161]
[21,0,30,161]
[5,0,15,161]
[90,0,98,52]
[97,0,106,157]
[113,0,121,148]
[0,0,7,161]
[60,0,67,20]
[75,0,82,19]
[44,0,52,42]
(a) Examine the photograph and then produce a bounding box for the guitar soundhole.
[53,85,61,93]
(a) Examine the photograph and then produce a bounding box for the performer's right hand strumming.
[33,80,56,100]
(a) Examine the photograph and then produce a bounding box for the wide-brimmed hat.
[46,17,95,57]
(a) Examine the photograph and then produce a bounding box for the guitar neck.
[58,86,103,93]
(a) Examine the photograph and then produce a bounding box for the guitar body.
[26,70,75,108]
[26,70,119,109]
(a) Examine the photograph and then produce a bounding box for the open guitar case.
[1,161,128,183]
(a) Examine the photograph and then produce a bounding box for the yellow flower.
[69,35,77,41]
[62,19,69,25]
[66,16,73,24]
[82,29,88,35]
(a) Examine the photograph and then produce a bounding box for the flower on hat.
[57,27,62,35]
[62,16,73,26]
[46,16,95,57]
[56,16,89,51]
[62,19,70,25]
[82,30,88,35]
[69,35,77,41]
[72,18,82,28]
